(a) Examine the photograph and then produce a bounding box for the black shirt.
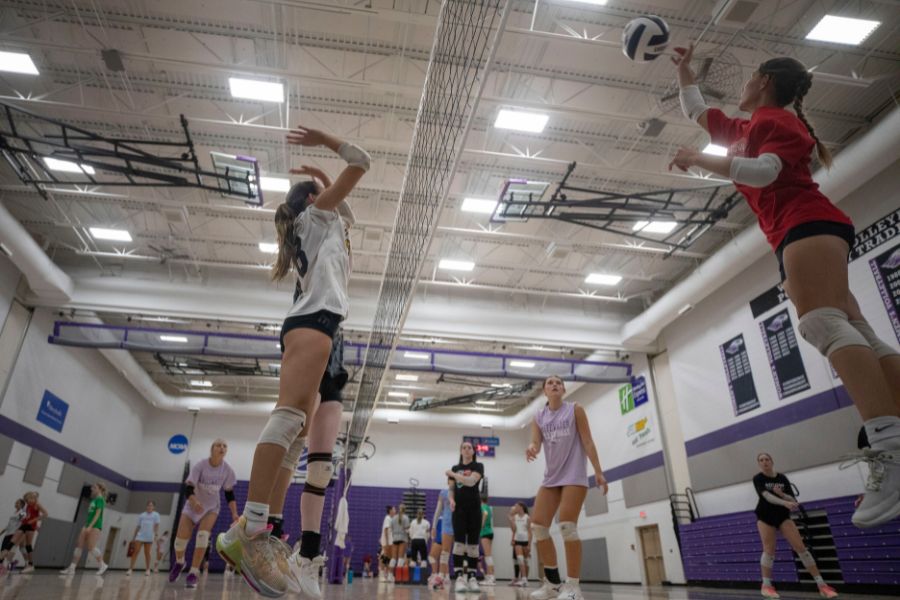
[753,472,793,515]
[451,460,484,506]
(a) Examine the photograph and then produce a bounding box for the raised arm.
[672,44,710,133]
[574,405,608,495]
[285,127,370,212]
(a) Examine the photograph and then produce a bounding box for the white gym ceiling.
[1,0,898,412]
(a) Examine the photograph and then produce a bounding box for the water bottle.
[347,568,353,583]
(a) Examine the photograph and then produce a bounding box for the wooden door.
[638,525,666,586]
[103,527,119,565]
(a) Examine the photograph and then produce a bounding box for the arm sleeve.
[705,108,748,148]
[679,85,710,123]
[729,153,782,187]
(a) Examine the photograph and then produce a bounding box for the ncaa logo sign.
[168,434,189,455]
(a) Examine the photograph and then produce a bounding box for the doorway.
[103,527,119,565]
[638,524,666,585]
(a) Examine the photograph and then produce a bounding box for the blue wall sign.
[168,434,189,454]
[36,390,68,433]
[632,376,649,409]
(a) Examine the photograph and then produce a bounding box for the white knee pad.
[798,308,869,357]
[798,550,816,568]
[452,542,465,555]
[258,406,307,449]
[517,555,526,565]
[760,553,775,569]
[484,556,493,567]
[440,551,450,565]
[851,320,900,359]
[531,523,550,542]
[305,456,334,494]
[195,531,210,549]
[466,544,480,558]
[174,538,188,553]
[559,521,579,541]
[281,435,307,471]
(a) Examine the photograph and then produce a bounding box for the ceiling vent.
[712,0,760,28]
[637,118,666,137]
[364,227,383,244]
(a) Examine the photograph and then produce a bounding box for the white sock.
[865,416,900,448]
[567,577,580,586]
[762,577,773,586]
[814,575,826,585]
[398,558,405,567]
[91,548,103,561]
[243,501,269,534]
[72,548,82,561]
[190,567,200,575]
[389,559,396,568]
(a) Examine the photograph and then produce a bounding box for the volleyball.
[622,15,670,63]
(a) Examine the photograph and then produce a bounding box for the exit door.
[638,524,666,585]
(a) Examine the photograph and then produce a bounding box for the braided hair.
[271,180,319,281]
[758,57,833,168]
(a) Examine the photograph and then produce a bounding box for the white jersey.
[287,206,353,319]
[380,515,393,546]
[409,518,430,540]
[514,514,530,542]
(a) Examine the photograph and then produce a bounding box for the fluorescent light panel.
[388,391,409,398]
[404,351,430,360]
[703,143,728,157]
[585,272,622,286]
[44,157,95,175]
[89,227,132,242]
[190,380,212,387]
[509,360,535,368]
[160,335,189,343]
[260,176,291,192]
[806,15,880,45]
[633,221,677,234]
[565,0,608,4]
[461,197,498,214]
[491,383,512,388]
[494,109,549,133]
[258,242,278,254]
[0,51,39,75]
[476,400,497,406]
[228,77,285,103]
[439,259,475,272]
[396,374,419,382]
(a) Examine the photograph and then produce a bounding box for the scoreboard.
[463,436,499,458]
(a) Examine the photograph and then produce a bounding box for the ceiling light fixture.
[396,374,419,382]
[461,197,498,214]
[702,143,729,156]
[89,227,132,242]
[404,351,430,360]
[632,221,677,234]
[494,109,549,133]
[439,259,475,272]
[228,77,285,103]
[44,157,95,175]
[258,242,278,254]
[806,15,880,45]
[160,335,189,343]
[0,51,39,75]
[190,380,212,387]
[260,176,291,192]
[509,360,536,369]
[584,273,622,286]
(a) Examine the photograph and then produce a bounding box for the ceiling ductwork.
[0,202,73,303]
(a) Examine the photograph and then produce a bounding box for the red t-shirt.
[705,106,852,250]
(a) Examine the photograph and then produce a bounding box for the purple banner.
[869,243,900,344]
[719,334,759,416]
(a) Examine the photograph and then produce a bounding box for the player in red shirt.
[668,45,900,533]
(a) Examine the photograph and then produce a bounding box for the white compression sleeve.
[679,85,709,122]
[729,153,782,187]
[762,491,793,508]
[337,142,371,172]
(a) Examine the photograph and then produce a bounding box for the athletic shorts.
[481,533,493,541]
[514,540,529,547]
[392,539,407,546]
[16,524,35,533]
[410,539,428,561]
[280,310,342,350]
[181,503,218,525]
[775,221,855,282]
[435,520,443,540]
[756,509,791,529]
[1,535,14,552]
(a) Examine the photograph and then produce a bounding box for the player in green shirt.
[480,498,495,586]
[60,483,109,575]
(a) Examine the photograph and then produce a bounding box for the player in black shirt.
[753,453,837,599]
[445,441,484,593]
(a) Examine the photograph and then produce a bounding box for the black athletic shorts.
[481,533,494,541]
[280,310,342,350]
[514,540,529,547]
[410,539,428,561]
[1,534,14,551]
[16,524,35,533]
[755,509,791,529]
[281,311,348,403]
[775,221,855,282]
[392,539,407,546]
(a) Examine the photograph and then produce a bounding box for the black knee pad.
[25,545,33,553]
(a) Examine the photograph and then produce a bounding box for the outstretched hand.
[668,146,701,172]
[671,44,697,86]
[286,126,327,147]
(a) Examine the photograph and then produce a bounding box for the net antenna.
[493,161,743,256]
[0,101,262,205]
[344,0,512,470]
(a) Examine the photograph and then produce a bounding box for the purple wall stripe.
[599,451,665,483]
[685,386,851,457]
[0,413,132,488]
[129,480,182,493]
